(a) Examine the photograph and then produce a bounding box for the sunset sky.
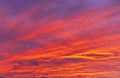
[0,0,120,78]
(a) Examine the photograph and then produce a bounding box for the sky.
[0,0,120,78]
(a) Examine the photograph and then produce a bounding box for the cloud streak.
[0,0,120,77]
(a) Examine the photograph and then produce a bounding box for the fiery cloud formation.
[0,0,120,78]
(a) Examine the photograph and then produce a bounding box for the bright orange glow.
[0,0,120,78]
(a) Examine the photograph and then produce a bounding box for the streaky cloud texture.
[0,0,120,78]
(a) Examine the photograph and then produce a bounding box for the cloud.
[0,0,120,77]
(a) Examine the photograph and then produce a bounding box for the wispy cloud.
[0,0,120,77]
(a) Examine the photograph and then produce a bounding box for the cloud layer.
[0,0,120,77]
